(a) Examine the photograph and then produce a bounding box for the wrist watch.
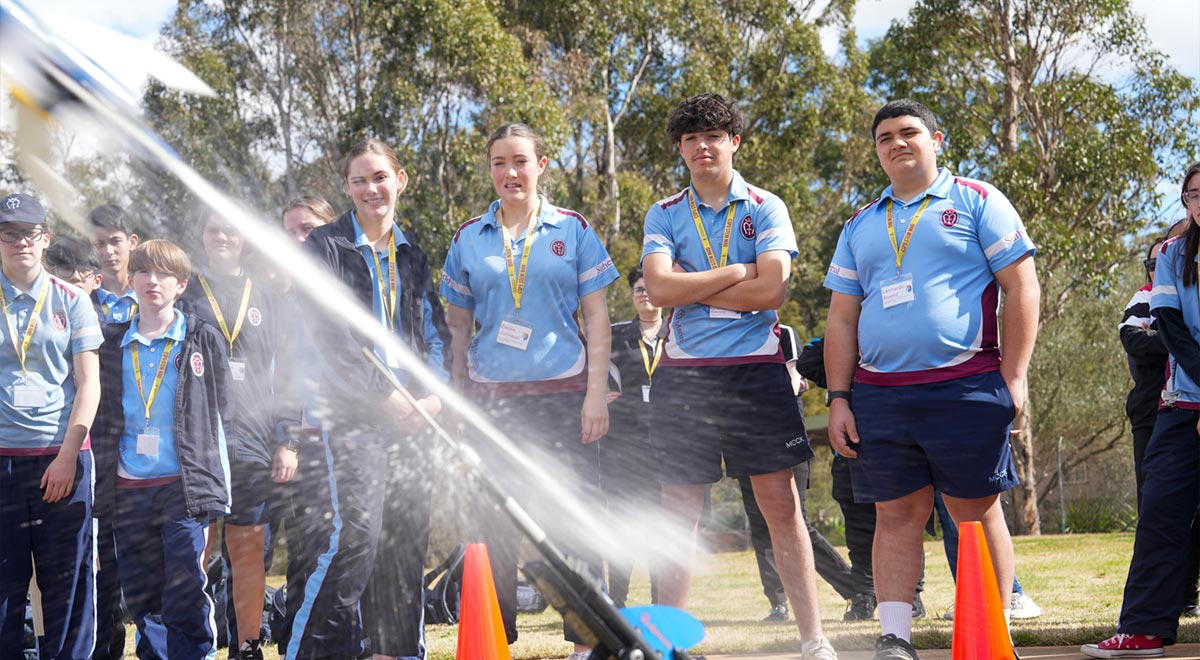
[825,390,852,406]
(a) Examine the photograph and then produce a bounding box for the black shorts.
[649,362,812,485]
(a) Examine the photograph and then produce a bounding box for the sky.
[14,0,1200,220]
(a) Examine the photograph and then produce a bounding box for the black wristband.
[825,390,852,406]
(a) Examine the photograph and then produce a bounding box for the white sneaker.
[801,636,838,660]
[1010,592,1043,619]
[566,652,591,660]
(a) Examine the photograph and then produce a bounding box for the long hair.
[1178,162,1200,288]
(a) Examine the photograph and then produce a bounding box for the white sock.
[879,601,914,641]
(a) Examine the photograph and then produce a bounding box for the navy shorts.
[226,460,274,526]
[650,362,813,485]
[847,370,1019,503]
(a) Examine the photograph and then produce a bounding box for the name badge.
[136,428,161,456]
[496,319,533,351]
[12,384,47,409]
[642,384,651,403]
[881,273,915,309]
[708,306,742,319]
[229,360,247,381]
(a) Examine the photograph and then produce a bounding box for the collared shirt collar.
[96,285,137,305]
[688,170,750,211]
[479,195,559,232]
[122,309,187,347]
[350,211,410,250]
[880,168,953,206]
[0,266,48,301]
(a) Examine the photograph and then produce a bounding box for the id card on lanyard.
[198,274,252,380]
[881,198,931,309]
[639,336,663,403]
[497,201,540,351]
[2,278,50,408]
[131,340,174,456]
[688,190,742,320]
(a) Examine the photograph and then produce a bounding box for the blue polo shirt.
[1150,236,1200,409]
[640,170,797,365]
[440,197,619,388]
[117,310,186,481]
[350,213,448,382]
[1,269,103,453]
[823,168,1035,385]
[95,285,138,325]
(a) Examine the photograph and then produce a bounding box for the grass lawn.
[126,532,1200,659]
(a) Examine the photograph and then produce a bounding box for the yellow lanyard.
[639,335,664,381]
[885,198,933,274]
[501,199,541,314]
[369,230,398,331]
[688,190,738,270]
[131,339,175,430]
[1,277,50,378]
[197,274,252,353]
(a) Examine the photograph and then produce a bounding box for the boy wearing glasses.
[0,193,103,660]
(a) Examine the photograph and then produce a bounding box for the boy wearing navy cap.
[0,192,103,660]
[91,239,231,660]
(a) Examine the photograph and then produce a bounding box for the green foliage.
[1064,498,1137,533]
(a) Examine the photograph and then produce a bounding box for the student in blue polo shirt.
[287,139,450,660]
[1083,162,1200,657]
[639,94,835,660]
[442,122,618,658]
[823,99,1039,659]
[180,210,292,660]
[0,193,102,660]
[92,239,230,660]
[88,204,140,325]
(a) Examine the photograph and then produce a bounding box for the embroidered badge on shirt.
[551,240,566,256]
[941,209,958,227]
[740,214,755,239]
[190,352,205,377]
[51,311,67,332]
[248,307,262,326]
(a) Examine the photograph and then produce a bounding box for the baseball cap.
[0,194,46,225]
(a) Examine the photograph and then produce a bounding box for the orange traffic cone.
[456,543,512,660]
[951,521,1015,659]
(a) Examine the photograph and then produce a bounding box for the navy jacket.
[92,313,231,520]
[299,211,451,422]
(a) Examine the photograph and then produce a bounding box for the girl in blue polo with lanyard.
[287,138,450,660]
[441,123,619,657]
[0,193,103,660]
[179,209,292,660]
[1084,162,1200,656]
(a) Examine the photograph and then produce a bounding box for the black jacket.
[1120,284,1170,428]
[300,211,451,422]
[92,313,231,520]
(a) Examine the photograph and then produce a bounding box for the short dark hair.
[667,94,743,144]
[872,99,939,140]
[627,267,644,288]
[44,237,101,274]
[87,203,133,236]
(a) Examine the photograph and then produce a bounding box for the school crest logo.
[51,311,67,332]
[940,209,958,227]
[4,198,19,210]
[190,352,205,377]
[740,214,755,239]
[248,307,262,326]
[551,240,566,257]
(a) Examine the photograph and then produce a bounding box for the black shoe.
[762,602,788,622]
[874,634,919,660]
[844,591,876,621]
[912,592,926,619]
[237,640,264,660]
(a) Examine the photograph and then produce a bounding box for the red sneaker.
[1081,633,1164,658]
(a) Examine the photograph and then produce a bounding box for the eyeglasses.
[1144,258,1157,273]
[632,286,648,295]
[1184,191,1200,207]
[0,227,45,244]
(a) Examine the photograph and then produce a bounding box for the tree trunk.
[1009,381,1041,535]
